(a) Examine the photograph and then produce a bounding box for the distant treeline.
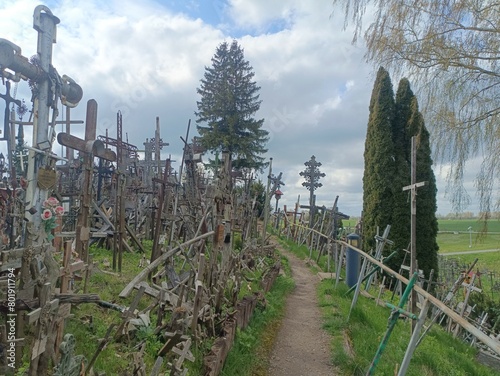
[436,212,500,220]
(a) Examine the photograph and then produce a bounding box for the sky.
[0,0,482,217]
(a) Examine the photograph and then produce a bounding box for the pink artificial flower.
[46,197,59,207]
[41,209,53,221]
[54,206,65,215]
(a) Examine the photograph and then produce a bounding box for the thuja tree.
[362,67,395,252]
[389,79,439,279]
[388,80,413,271]
[195,40,269,172]
[405,88,439,279]
[363,71,439,280]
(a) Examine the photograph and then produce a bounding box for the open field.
[438,232,500,253]
[438,219,500,233]
[437,219,500,253]
[342,218,500,253]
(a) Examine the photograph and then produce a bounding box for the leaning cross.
[402,136,427,331]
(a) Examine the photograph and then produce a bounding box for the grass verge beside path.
[318,282,499,376]
[221,253,294,376]
[274,234,499,375]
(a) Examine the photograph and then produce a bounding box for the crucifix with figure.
[0,6,84,372]
[0,5,83,239]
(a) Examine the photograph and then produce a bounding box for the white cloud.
[227,0,298,31]
[0,0,480,216]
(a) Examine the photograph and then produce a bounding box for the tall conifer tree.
[388,79,413,270]
[363,73,439,281]
[195,40,269,171]
[407,96,439,279]
[362,67,395,251]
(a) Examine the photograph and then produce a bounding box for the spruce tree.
[362,67,395,252]
[195,40,269,171]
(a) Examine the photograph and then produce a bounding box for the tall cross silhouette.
[0,80,21,141]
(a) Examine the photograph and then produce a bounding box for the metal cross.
[0,6,83,235]
[299,155,325,227]
[0,81,21,141]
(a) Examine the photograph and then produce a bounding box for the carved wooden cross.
[57,100,116,269]
[53,241,86,355]
[26,282,60,375]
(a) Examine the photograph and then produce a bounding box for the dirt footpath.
[268,245,337,376]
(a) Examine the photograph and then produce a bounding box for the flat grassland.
[342,218,500,253]
[437,219,500,253]
[343,218,500,291]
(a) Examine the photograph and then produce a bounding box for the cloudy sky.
[0,0,480,216]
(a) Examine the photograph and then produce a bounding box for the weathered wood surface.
[120,231,215,298]
[203,318,237,376]
[202,261,281,375]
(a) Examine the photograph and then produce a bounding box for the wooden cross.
[453,273,482,337]
[402,137,427,330]
[57,100,116,269]
[150,158,172,265]
[152,117,169,173]
[327,196,350,238]
[16,244,51,301]
[172,338,194,370]
[268,172,285,200]
[114,285,146,340]
[26,283,60,372]
[364,225,393,290]
[284,198,302,240]
[54,241,86,355]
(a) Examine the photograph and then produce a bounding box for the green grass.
[438,219,500,233]
[270,236,500,375]
[440,251,500,300]
[437,219,500,253]
[319,282,499,375]
[437,232,500,253]
[63,245,155,375]
[220,255,295,376]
